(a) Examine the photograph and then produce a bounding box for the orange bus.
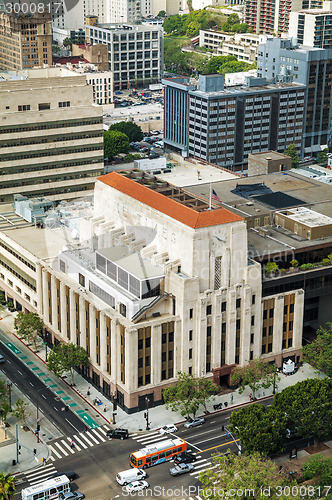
[130,438,187,468]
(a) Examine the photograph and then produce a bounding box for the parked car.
[159,424,177,435]
[169,463,195,476]
[59,492,84,500]
[143,137,153,143]
[174,451,196,464]
[0,355,5,364]
[125,480,149,493]
[141,147,149,153]
[106,428,129,440]
[184,417,205,429]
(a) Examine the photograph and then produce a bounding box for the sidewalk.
[0,307,324,474]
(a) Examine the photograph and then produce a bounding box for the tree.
[163,372,200,418]
[302,454,332,487]
[196,378,218,413]
[230,23,249,33]
[103,130,129,160]
[14,312,43,351]
[157,10,166,17]
[284,143,300,168]
[12,399,30,426]
[186,21,200,37]
[0,473,16,500]
[316,148,329,165]
[63,37,72,48]
[47,342,89,386]
[199,450,292,500]
[229,404,287,455]
[265,261,279,275]
[302,323,332,378]
[230,358,279,399]
[109,121,143,142]
[0,378,11,424]
[290,259,299,268]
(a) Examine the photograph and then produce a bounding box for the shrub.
[290,259,299,268]
[265,262,279,274]
[322,258,331,266]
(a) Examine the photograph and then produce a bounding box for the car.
[59,492,84,500]
[169,463,195,476]
[0,355,5,364]
[141,147,149,153]
[51,471,78,481]
[174,451,197,464]
[106,428,129,440]
[184,417,205,429]
[150,130,159,135]
[143,137,153,143]
[125,480,149,493]
[115,91,123,95]
[159,424,177,435]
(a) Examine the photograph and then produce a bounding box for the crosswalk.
[22,463,57,486]
[130,430,213,478]
[48,425,109,461]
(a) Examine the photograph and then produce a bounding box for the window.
[268,343,272,353]
[168,350,173,361]
[207,326,211,337]
[250,350,253,360]
[283,322,287,332]
[119,303,126,317]
[58,101,70,108]
[18,104,30,111]
[189,367,192,375]
[162,334,166,344]
[38,103,50,110]
[268,325,273,336]
[206,304,212,315]
[269,309,274,318]
[263,310,267,319]
[236,319,240,330]
[221,301,226,312]
[251,316,255,326]
[284,305,288,315]
[79,273,85,287]
[263,327,267,337]
[189,308,193,319]
[189,348,192,359]
[162,352,166,362]
[189,330,193,341]
[60,260,65,272]
[138,357,143,368]
[250,333,254,343]
[262,345,266,354]
[290,303,294,314]
[289,321,293,331]
[222,322,226,334]
[252,295,255,304]
[145,337,151,348]
[236,298,241,309]
[206,362,211,373]
[288,338,293,348]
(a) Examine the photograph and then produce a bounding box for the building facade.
[199,30,266,63]
[289,4,332,48]
[0,71,103,203]
[0,12,52,70]
[257,37,332,154]
[85,22,163,89]
[163,74,305,171]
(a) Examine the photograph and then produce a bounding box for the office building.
[0,12,52,70]
[199,30,266,63]
[86,22,163,89]
[257,37,332,154]
[289,2,332,48]
[244,0,322,34]
[163,74,305,171]
[0,69,103,203]
[72,43,109,71]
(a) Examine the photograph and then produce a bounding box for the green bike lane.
[3,338,99,429]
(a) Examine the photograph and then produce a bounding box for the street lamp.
[36,387,49,443]
[111,392,117,425]
[6,381,12,410]
[224,426,241,454]
[144,397,150,431]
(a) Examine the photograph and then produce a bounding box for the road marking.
[49,456,55,461]
[135,431,160,441]
[25,464,55,479]
[85,430,101,444]
[135,436,167,445]
[129,433,137,438]
[183,439,202,452]
[28,381,34,386]
[61,439,76,454]
[53,407,58,411]
[91,427,106,442]
[17,370,22,375]
[48,444,62,459]
[29,470,56,485]
[65,418,79,432]
[193,433,227,446]
[97,426,108,436]
[72,434,88,449]
[193,461,212,470]
[184,428,219,439]
[42,394,46,399]
[200,438,240,453]
[54,441,69,456]
[194,458,209,466]
[79,433,95,447]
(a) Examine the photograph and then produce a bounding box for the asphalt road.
[0,341,86,436]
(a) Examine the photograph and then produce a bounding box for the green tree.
[186,21,200,37]
[302,454,332,487]
[0,473,16,500]
[230,22,249,33]
[163,372,199,418]
[302,323,332,378]
[230,358,279,399]
[157,10,166,17]
[229,404,287,455]
[199,450,292,500]
[316,148,329,164]
[14,312,43,351]
[109,121,143,142]
[265,261,279,275]
[12,399,30,426]
[0,379,11,423]
[196,378,219,413]
[226,13,240,26]
[285,143,300,168]
[290,259,299,268]
[103,130,129,160]
[63,37,72,48]
[47,343,89,386]
[273,378,332,444]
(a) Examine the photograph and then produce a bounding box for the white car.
[159,424,178,435]
[125,480,149,493]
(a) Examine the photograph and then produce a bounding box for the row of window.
[0,117,102,134]
[1,131,102,149]
[0,239,35,271]
[0,144,102,162]
[0,157,102,176]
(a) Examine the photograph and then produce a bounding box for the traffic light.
[19,445,21,450]
[33,449,37,455]
[144,412,147,419]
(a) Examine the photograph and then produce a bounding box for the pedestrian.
[70,440,75,449]
[84,425,88,432]
[231,393,234,403]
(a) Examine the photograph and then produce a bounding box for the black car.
[106,428,129,440]
[52,471,78,481]
[174,451,197,465]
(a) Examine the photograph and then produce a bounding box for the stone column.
[89,304,97,364]
[225,290,236,365]
[151,324,161,385]
[79,295,86,350]
[99,312,107,373]
[111,319,120,383]
[240,288,251,365]
[69,289,77,344]
[42,269,49,324]
[273,295,284,356]
[36,263,43,317]
[125,328,137,391]
[293,290,304,350]
[59,282,67,339]
[50,275,58,332]
[195,299,206,377]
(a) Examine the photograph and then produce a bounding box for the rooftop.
[249,151,292,161]
[276,207,332,228]
[97,246,164,279]
[90,23,161,32]
[97,171,244,228]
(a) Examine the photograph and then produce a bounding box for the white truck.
[282,359,296,375]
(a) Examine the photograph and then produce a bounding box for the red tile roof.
[98,172,244,228]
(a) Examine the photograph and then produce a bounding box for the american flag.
[212,189,222,202]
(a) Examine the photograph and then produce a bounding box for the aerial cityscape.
[0,0,331,498]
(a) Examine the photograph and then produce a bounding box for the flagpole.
[209,181,212,210]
